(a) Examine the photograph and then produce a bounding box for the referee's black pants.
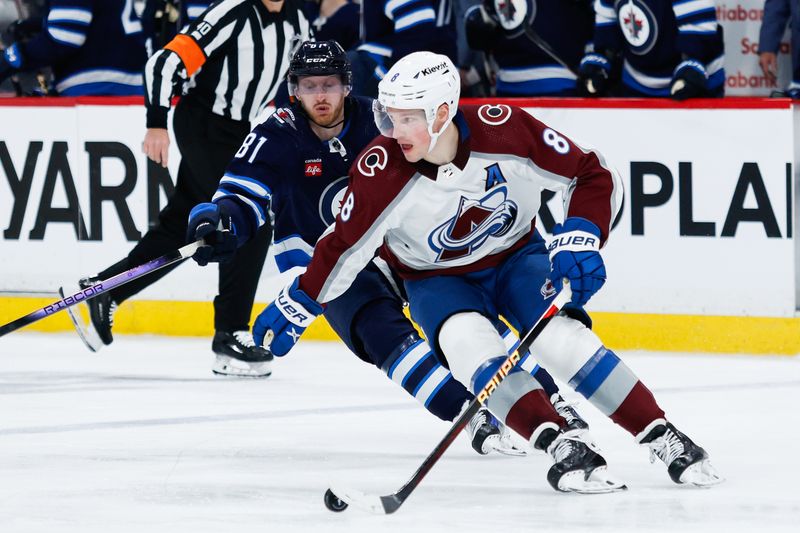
[98,97,272,333]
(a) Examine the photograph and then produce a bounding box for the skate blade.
[679,459,724,487]
[483,435,528,457]
[58,286,104,353]
[558,466,628,494]
[212,355,272,378]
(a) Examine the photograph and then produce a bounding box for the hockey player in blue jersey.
[350,0,457,97]
[578,0,724,99]
[186,40,592,454]
[0,0,147,95]
[465,0,594,96]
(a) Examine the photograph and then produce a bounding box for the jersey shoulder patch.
[265,106,300,132]
[351,135,412,183]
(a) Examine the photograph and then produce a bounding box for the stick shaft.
[377,282,573,512]
[0,241,202,338]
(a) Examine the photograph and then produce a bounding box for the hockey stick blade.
[326,281,573,514]
[327,484,403,515]
[0,240,203,338]
[58,286,103,352]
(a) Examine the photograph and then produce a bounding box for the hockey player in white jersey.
[252,51,723,492]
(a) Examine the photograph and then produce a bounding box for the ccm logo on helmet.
[478,104,512,126]
[357,146,388,177]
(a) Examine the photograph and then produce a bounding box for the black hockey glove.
[186,202,238,266]
[577,53,611,97]
[464,4,500,52]
[670,60,708,101]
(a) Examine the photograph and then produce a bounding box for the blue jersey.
[358,0,457,72]
[303,0,360,51]
[17,0,147,95]
[593,0,724,96]
[213,95,380,272]
[469,0,594,96]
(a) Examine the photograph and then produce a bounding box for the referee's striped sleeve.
[143,0,248,128]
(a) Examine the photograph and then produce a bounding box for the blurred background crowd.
[0,0,797,100]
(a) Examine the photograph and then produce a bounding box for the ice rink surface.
[1,333,799,533]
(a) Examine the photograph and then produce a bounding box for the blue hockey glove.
[670,60,708,101]
[577,53,611,97]
[0,43,22,84]
[186,202,237,266]
[253,278,323,356]
[548,217,606,307]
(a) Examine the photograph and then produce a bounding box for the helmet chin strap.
[425,117,453,154]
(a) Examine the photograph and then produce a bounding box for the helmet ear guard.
[376,52,461,153]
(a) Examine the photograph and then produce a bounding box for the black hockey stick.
[522,25,578,77]
[0,240,203,338]
[326,280,573,514]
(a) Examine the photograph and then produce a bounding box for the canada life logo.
[304,159,322,177]
[427,186,518,262]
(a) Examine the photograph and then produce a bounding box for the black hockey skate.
[79,276,116,346]
[551,394,589,431]
[639,421,723,487]
[535,427,627,494]
[212,330,273,378]
[466,408,526,456]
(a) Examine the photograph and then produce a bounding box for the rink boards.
[0,97,798,354]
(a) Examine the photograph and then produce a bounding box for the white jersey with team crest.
[299,104,623,304]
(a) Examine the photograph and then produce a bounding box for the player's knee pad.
[529,316,603,383]
[381,333,470,421]
[438,312,510,390]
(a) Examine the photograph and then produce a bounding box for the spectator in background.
[303,0,359,51]
[0,0,147,95]
[578,0,724,99]
[141,1,212,55]
[350,0,456,97]
[758,0,799,98]
[465,0,594,96]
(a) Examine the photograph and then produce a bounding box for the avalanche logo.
[615,0,658,55]
[428,186,518,262]
[319,176,349,226]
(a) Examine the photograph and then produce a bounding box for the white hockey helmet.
[374,51,461,153]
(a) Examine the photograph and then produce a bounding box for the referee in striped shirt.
[79,0,311,374]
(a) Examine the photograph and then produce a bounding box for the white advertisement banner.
[0,100,796,317]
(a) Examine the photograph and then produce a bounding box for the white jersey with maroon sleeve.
[298,104,623,304]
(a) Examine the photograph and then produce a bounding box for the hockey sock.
[530,316,666,436]
[439,312,565,441]
[379,334,472,422]
[354,299,471,422]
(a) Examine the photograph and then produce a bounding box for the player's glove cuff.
[275,279,324,328]
[548,217,602,260]
[670,60,708,100]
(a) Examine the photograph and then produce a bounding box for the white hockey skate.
[536,427,627,494]
[639,420,724,487]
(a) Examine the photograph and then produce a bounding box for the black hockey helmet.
[287,40,352,95]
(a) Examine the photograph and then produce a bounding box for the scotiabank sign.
[0,98,797,317]
[717,1,794,95]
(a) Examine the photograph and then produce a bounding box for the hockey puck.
[324,489,348,512]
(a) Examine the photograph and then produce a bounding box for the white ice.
[1,333,799,532]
